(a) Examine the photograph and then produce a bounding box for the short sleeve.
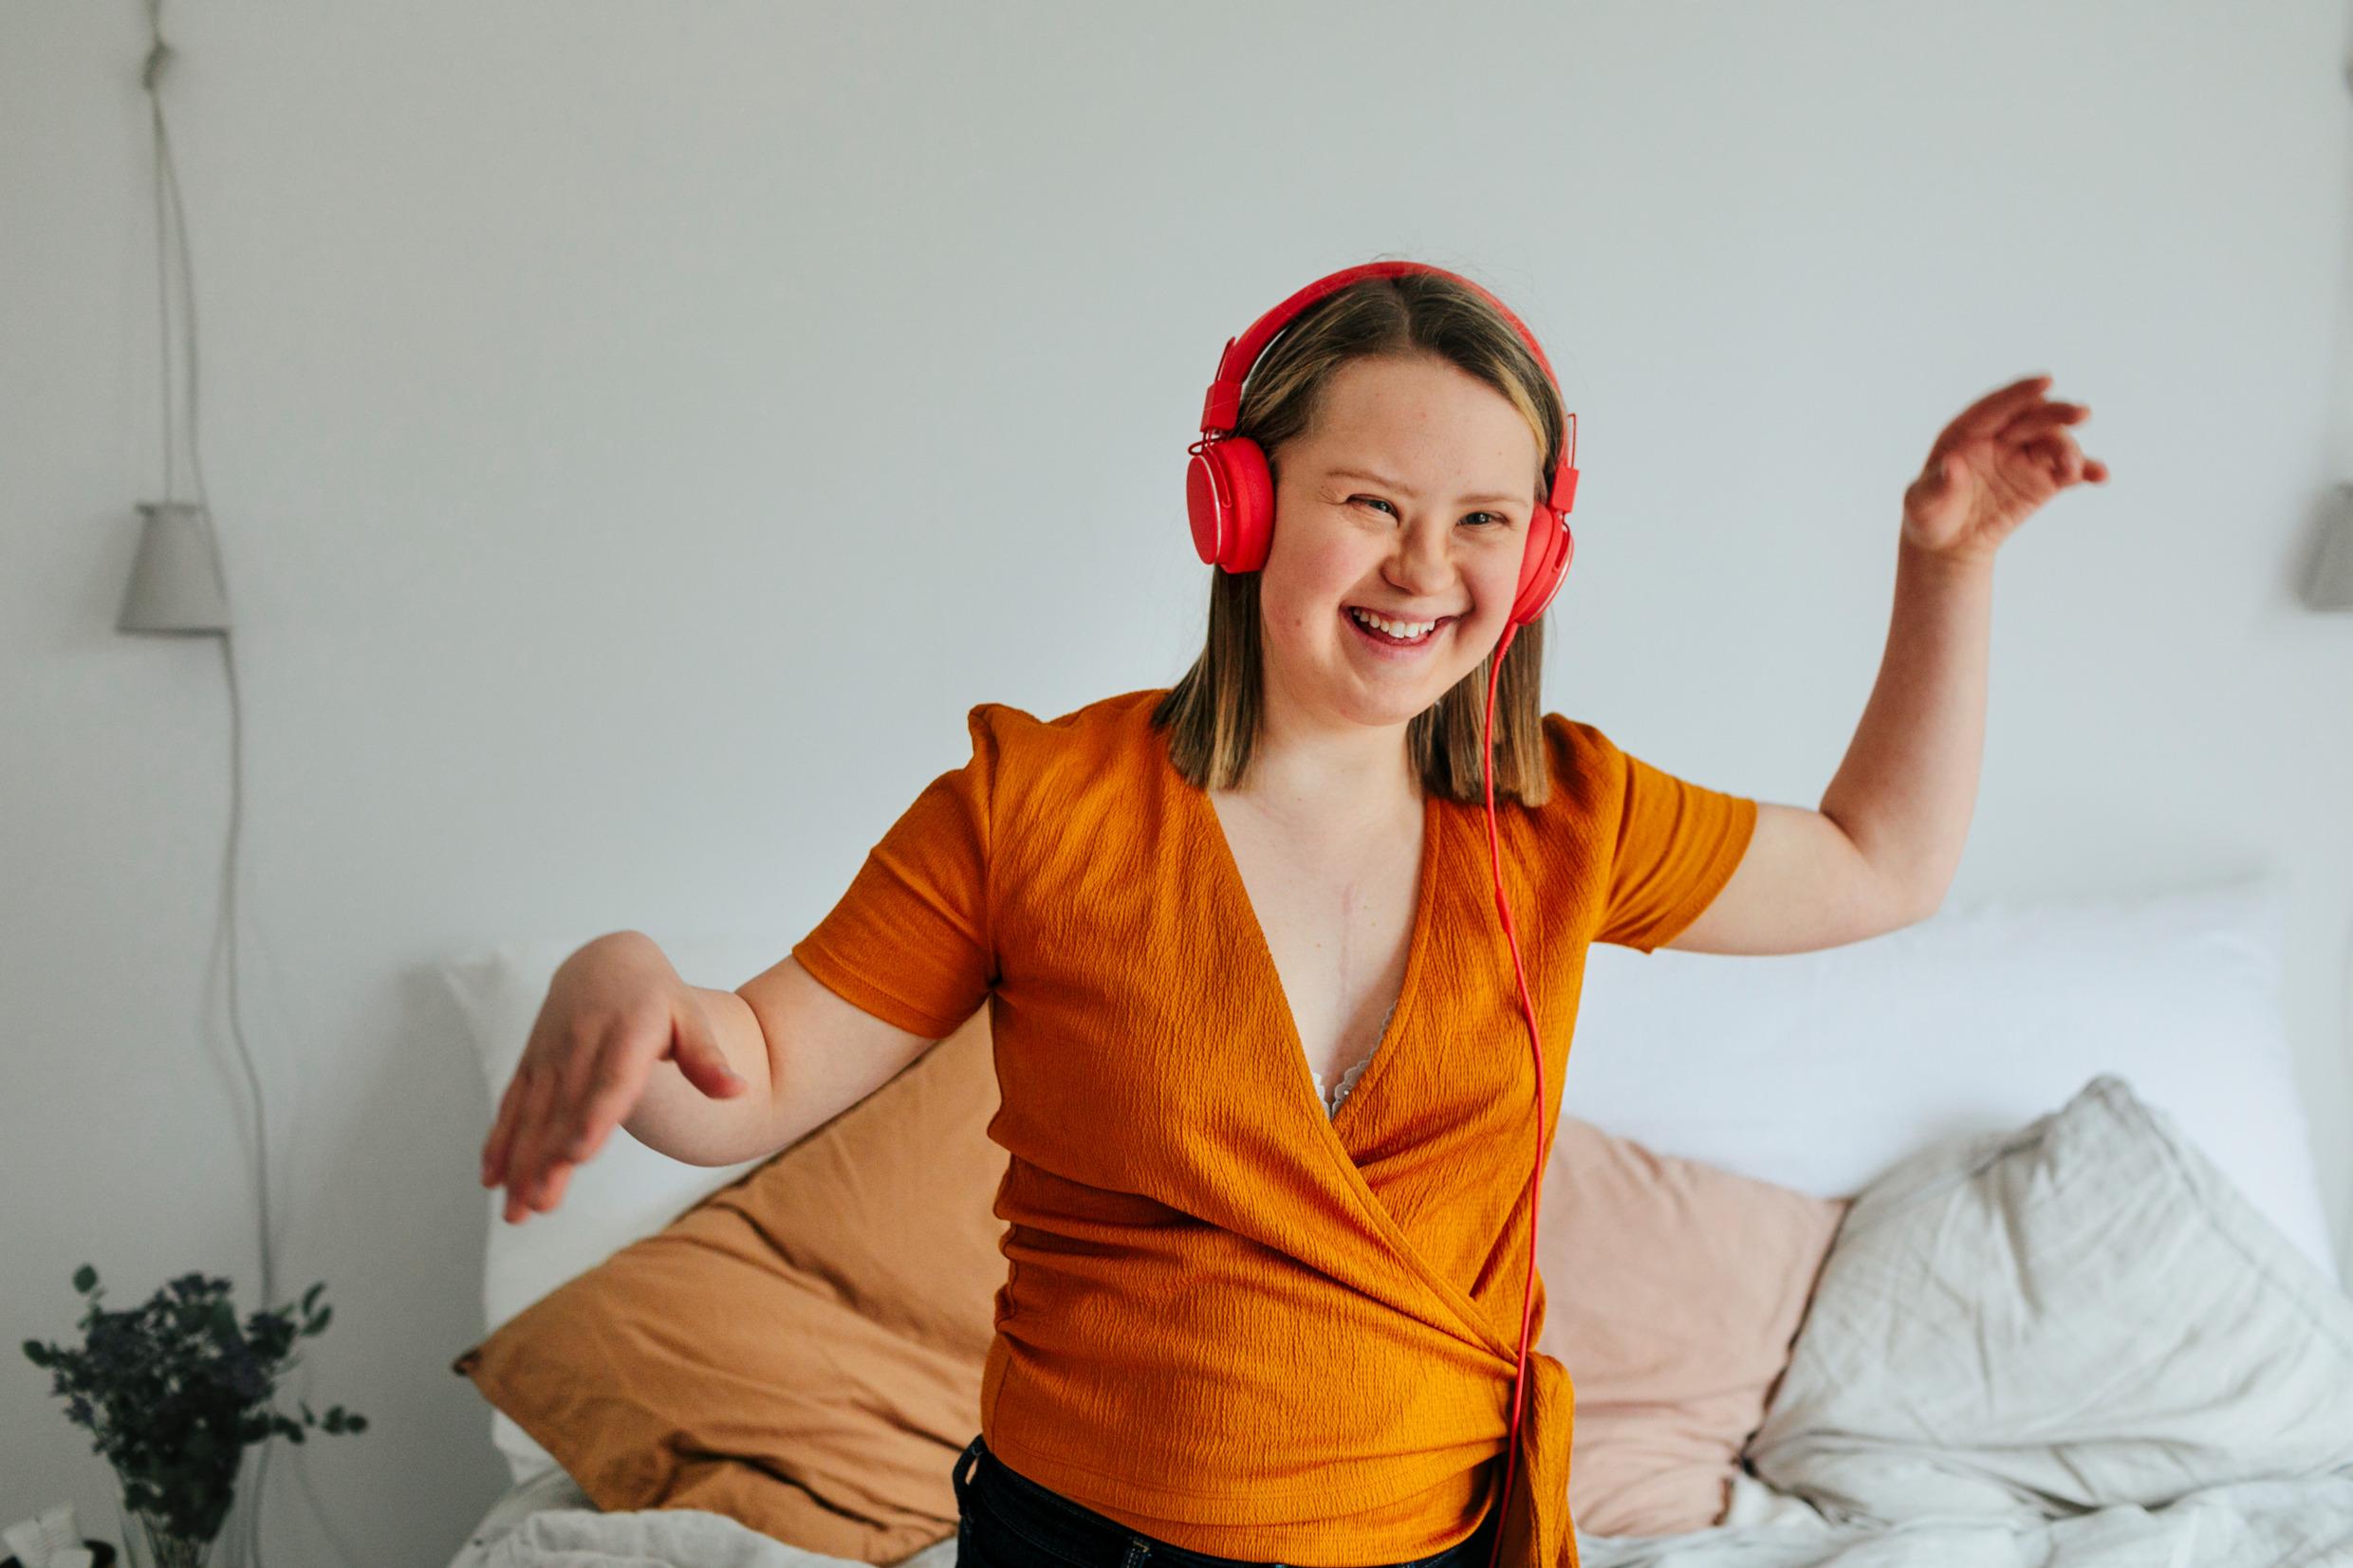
[1589,729,1758,954]
[789,706,999,1038]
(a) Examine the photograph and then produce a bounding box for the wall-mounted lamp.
[2309,482,2353,614]
[117,500,231,636]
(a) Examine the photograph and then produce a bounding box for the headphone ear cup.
[1187,436,1275,572]
[1509,508,1576,627]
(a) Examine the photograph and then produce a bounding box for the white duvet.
[453,1076,2353,1568]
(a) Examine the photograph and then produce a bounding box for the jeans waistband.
[951,1432,1496,1568]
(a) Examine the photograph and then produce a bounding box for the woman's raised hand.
[1901,372,2109,569]
[478,932,750,1224]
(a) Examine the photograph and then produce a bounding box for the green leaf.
[73,1264,96,1294]
[301,1283,324,1314]
[346,1413,368,1433]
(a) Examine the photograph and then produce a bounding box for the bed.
[435,875,2353,1567]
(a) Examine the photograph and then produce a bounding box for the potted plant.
[21,1266,367,1568]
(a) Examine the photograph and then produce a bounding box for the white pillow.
[438,932,790,1485]
[1745,1072,2353,1523]
[1566,876,2337,1285]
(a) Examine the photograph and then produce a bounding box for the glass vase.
[120,1505,216,1568]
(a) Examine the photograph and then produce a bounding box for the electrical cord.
[136,6,364,1564]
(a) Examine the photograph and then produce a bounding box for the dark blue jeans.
[951,1432,1500,1568]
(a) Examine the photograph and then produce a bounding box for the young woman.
[479,261,2106,1568]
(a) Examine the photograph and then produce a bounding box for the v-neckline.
[1191,778,1444,1154]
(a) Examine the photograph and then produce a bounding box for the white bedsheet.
[448,1472,2353,1568]
[445,1466,960,1568]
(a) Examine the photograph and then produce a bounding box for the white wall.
[6,3,2349,1563]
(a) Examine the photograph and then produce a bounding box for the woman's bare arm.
[626,955,948,1166]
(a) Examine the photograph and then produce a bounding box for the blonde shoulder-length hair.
[1151,266,1565,807]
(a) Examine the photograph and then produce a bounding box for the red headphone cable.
[1477,618,1547,1568]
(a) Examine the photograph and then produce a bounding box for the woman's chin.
[1329,675,1443,729]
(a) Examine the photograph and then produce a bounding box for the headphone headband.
[1195,260,1577,510]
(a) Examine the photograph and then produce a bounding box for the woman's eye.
[1352,496,1507,527]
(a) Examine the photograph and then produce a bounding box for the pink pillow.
[1536,1115,1848,1537]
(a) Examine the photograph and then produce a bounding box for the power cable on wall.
[132,5,364,1565]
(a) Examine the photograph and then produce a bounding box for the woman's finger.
[528,1153,574,1213]
[1953,373,2055,439]
[534,1158,581,1213]
[503,1066,562,1224]
[523,1021,649,1212]
[481,1064,530,1188]
[2023,431,2082,484]
[1996,400,2087,446]
[672,997,749,1099]
[549,1021,610,1162]
[567,1042,657,1169]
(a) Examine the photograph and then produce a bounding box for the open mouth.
[1343,605,1454,651]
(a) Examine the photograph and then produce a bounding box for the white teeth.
[1349,607,1439,639]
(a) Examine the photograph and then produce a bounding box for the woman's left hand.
[1901,372,2109,568]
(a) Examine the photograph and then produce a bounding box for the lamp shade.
[2312,487,2353,613]
[118,499,232,635]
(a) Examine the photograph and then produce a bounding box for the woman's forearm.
[1818,533,1995,914]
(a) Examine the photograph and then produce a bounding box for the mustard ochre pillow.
[452,1004,1006,1563]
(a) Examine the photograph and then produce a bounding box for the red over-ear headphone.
[1185,260,1580,630]
[1187,262,1575,1566]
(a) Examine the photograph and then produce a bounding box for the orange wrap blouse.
[790,688,1757,1567]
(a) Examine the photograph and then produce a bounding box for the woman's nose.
[1391,524,1459,586]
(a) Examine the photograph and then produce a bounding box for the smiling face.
[1258,351,1545,738]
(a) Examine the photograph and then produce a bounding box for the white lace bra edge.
[1309,999,1398,1116]
[1309,1051,1377,1102]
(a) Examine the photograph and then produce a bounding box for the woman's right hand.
[479,932,750,1224]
